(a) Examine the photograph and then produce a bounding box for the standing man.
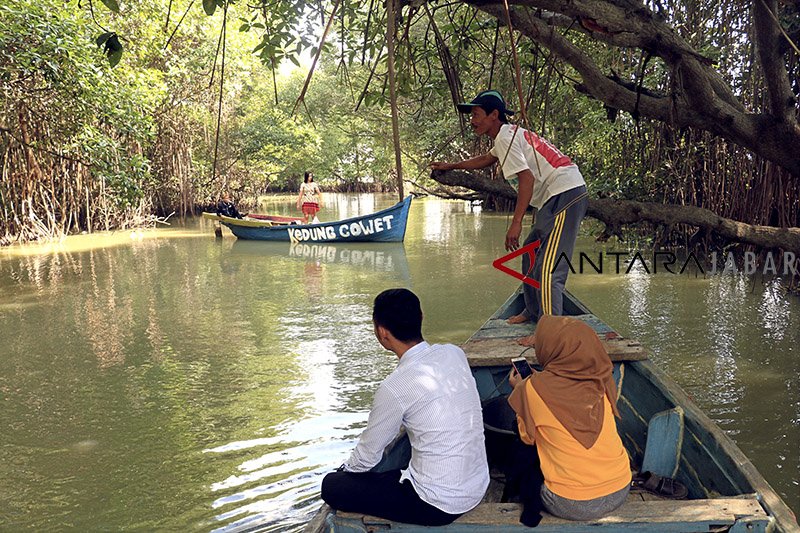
[431,90,587,324]
[321,288,489,525]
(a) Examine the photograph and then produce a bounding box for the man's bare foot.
[517,334,535,347]
[507,313,530,325]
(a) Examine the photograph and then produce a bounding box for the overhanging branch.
[431,169,800,252]
[460,0,800,176]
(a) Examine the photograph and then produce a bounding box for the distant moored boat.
[202,196,412,243]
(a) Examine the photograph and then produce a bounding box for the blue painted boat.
[203,196,412,242]
[305,289,799,532]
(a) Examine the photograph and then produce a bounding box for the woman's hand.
[509,367,522,388]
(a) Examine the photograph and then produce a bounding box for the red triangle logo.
[492,240,541,288]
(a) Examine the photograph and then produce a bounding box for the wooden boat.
[305,289,800,532]
[202,196,412,242]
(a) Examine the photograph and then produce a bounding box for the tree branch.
[461,0,800,176]
[431,169,800,252]
[752,0,796,122]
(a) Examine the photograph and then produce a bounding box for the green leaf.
[108,47,122,67]
[202,0,216,16]
[104,34,123,53]
[239,23,249,31]
[100,0,120,12]
[95,31,114,47]
[252,39,267,53]
[102,34,123,67]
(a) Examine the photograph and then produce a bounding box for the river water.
[0,193,797,531]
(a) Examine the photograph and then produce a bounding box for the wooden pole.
[386,0,404,201]
[500,0,529,127]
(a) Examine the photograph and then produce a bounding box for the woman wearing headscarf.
[508,315,631,522]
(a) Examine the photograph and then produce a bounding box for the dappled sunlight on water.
[570,244,799,512]
[205,414,364,532]
[0,195,797,530]
[0,227,203,258]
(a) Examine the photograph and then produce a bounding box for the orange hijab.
[518,315,619,449]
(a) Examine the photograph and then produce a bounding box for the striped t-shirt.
[490,124,585,209]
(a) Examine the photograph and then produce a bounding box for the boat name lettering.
[289,215,395,242]
[288,226,337,242]
[339,215,393,238]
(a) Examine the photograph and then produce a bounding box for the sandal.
[632,471,688,499]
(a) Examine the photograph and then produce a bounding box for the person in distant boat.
[320,288,489,525]
[507,315,631,524]
[296,171,323,223]
[216,193,243,219]
[430,90,587,327]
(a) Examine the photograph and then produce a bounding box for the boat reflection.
[230,240,410,277]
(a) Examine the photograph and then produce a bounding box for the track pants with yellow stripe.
[521,185,588,321]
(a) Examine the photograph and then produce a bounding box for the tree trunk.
[387,0,405,201]
[431,169,800,253]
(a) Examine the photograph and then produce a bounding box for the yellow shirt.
[512,382,631,500]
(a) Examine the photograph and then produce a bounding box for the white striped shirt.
[344,342,489,514]
[490,123,585,209]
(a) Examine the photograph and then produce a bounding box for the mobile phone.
[511,356,533,379]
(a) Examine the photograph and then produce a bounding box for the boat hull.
[206,196,411,242]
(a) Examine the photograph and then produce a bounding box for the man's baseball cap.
[456,90,515,118]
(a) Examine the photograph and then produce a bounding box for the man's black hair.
[373,288,423,342]
[482,106,509,124]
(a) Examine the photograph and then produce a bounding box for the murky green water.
[1,194,797,531]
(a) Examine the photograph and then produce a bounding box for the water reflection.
[206,415,363,533]
[230,241,410,278]
[759,278,791,341]
[422,199,448,242]
[704,277,746,429]
[622,258,652,332]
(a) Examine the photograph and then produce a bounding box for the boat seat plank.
[336,498,768,530]
[481,471,505,503]
[641,407,685,479]
[478,315,614,335]
[463,337,648,367]
[472,319,535,336]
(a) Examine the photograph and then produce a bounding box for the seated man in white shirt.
[320,288,489,525]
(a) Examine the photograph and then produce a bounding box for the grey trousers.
[521,186,588,322]
[541,482,630,521]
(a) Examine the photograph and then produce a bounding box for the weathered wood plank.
[336,498,768,530]
[478,318,535,332]
[462,337,648,366]
[456,498,767,525]
[474,315,616,335]
[304,503,331,533]
[481,471,505,503]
